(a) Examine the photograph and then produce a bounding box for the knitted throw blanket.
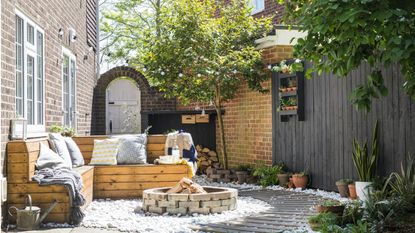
[32,168,85,225]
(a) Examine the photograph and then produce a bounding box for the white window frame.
[61,47,77,129]
[15,9,45,136]
[251,0,265,15]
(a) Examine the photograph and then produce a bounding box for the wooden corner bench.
[7,135,190,223]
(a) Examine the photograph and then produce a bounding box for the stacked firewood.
[196,145,221,174]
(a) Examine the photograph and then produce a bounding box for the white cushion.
[64,137,85,167]
[36,143,71,170]
[49,133,72,168]
[89,138,119,165]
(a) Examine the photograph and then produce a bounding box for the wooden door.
[106,78,141,134]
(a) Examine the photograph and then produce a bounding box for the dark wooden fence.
[272,63,415,191]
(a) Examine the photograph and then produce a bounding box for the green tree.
[137,0,272,169]
[100,0,167,64]
[280,0,415,111]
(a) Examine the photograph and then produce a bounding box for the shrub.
[253,164,283,187]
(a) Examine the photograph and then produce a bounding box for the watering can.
[8,194,58,231]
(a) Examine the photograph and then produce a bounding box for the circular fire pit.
[142,186,238,215]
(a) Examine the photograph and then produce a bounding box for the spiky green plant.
[352,121,379,182]
[388,154,415,208]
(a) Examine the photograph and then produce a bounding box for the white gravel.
[81,197,271,233]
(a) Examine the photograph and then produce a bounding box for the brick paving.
[192,189,331,233]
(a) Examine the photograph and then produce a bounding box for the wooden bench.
[7,135,190,223]
[7,139,94,223]
[73,136,190,199]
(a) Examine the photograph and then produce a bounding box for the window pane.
[27,55,35,124]
[70,59,76,127]
[15,16,24,117]
[27,24,34,44]
[63,56,70,126]
[37,32,44,124]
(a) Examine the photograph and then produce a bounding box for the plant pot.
[335,181,349,198]
[235,171,248,184]
[277,174,289,187]
[355,181,373,201]
[308,222,321,231]
[292,175,308,189]
[348,184,357,200]
[315,205,345,216]
[246,175,257,184]
[288,178,295,189]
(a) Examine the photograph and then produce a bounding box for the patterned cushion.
[64,137,85,167]
[49,133,72,168]
[115,134,147,164]
[89,138,119,165]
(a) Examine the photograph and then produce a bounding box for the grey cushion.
[36,143,71,170]
[64,137,85,167]
[114,134,147,164]
[49,133,72,168]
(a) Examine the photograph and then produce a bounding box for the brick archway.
[91,66,176,134]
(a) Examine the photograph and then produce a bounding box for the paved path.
[192,189,330,233]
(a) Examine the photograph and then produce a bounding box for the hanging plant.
[271,59,304,74]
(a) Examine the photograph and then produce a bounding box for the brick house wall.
[1,0,98,168]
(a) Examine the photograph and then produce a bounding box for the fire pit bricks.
[142,186,238,215]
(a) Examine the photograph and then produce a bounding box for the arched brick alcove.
[91,66,176,134]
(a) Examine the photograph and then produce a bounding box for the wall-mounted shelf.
[272,60,305,122]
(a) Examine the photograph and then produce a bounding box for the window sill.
[27,132,48,139]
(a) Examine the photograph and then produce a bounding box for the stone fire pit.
[142,186,238,215]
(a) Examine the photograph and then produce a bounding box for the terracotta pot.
[348,184,357,200]
[235,171,248,184]
[335,181,349,198]
[316,205,345,216]
[292,174,308,189]
[288,178,295,189]
[277,174,289,187]
[291,87,298,91]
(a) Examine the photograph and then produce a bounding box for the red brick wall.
[1,0,97,166]
[177,45,293,167]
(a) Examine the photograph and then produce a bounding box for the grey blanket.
[32,168,85,225]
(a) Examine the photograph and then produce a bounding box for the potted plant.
[315,200,345,216]
[335,179,353,197]
[253,164,283,187]
[307,213,338,231]
[235,164,251,184]
[291,172,309,189]
[352,121,379,201]
[277,172,290,187]
[348,182,357,199]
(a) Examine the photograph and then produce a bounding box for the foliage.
[308,212,338,224]
[271,59,304,74]
[363,194,407,232]
[343,221,370,233]
[352,121,379,182]
[136,0,272,169]
[320,200,343,207]
[100,0,167,66]
[342,201,364,225]
[253,164,283,187]
[280,0,415,112]
[387,154,415,208]
[49,125,76,137]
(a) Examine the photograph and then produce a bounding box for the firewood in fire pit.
[166,178,207,194]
